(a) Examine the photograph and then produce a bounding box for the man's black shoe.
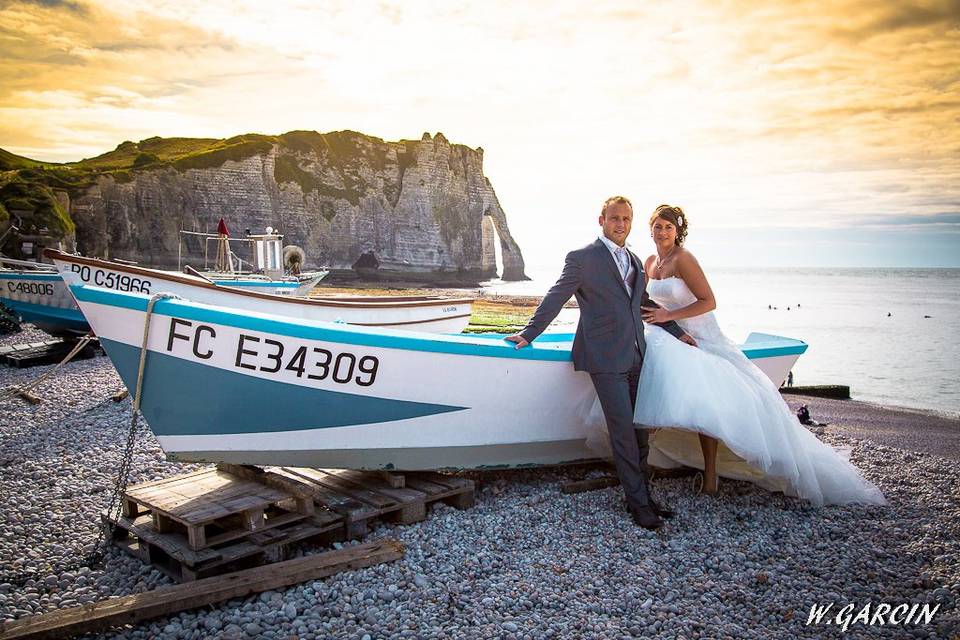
[628,505,664,530]
[648,496,676,520]
[623,498,675,520]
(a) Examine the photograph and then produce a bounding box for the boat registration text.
[166,318,380,387]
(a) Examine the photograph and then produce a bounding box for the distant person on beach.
[505,195,696,530]
[787,371,794,387]
[584,203,885,506]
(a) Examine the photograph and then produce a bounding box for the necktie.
[616,247,635,294]
[615,247,628,279]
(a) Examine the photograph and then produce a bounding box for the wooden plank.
[218,464,315,501]
[402,476,455,496]
[104,514,221,565]
[137,478,290,525]
[197,511,310,551]
[296,469,399,510]
[123,469,215,494]
[417,472,474,491]
[273,469,379,521]
[0,539,405,640]
[377,471,405,488]
[561,476,620,494]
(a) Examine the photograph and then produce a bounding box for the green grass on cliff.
[0,148,55,171]
[0,180,74,235]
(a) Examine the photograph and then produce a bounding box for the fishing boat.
[175,224,328,297]
[0,257,327,338]
[68,281,808,470]
[1,223,328,336]
[47,250,474,333]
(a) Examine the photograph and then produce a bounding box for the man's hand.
[679,333,698,348]
[504,334,529,349]
[641,305,673,324]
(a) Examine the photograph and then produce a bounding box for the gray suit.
[519,238,685,509]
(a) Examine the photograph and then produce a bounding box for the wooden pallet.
[0,338,99,368]
[109,465,474,582]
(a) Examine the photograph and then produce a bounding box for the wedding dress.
[585,276,886,506]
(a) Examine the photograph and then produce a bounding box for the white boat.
[0,256,325,338]
[176,226,328,297]
[47,250,474,334]
[67,281,808,470]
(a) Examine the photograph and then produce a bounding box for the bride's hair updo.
[649,204,689,247]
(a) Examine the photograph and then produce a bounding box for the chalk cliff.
[0,130,528,282]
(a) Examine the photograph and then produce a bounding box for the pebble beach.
[1,324,958,639]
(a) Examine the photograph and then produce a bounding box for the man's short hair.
[601,195,633,217]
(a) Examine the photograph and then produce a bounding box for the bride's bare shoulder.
[642,254,657,274]
[676,248,701,266]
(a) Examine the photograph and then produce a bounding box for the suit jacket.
[519,239,685,373]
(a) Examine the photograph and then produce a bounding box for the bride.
[593,204,885,507]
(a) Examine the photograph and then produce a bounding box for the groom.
[506,196,696,529]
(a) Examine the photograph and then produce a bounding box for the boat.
[47,250,474,333]
[0,256,326,338]
[175,225,328,297]
[67,281,808,470]
[1,225,327,337]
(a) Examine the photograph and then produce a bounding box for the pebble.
[0,325,958,639]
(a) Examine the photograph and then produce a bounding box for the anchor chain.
[0,293,176,587]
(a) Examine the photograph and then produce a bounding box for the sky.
[1,0,958,269]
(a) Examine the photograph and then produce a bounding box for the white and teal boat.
[0,257,326,338]
[47,250,474,334]
[68,282,808,470]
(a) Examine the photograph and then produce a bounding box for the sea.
[477,267,960,418]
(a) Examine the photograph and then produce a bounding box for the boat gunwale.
[45,250,475,309]
[71,284,807,363]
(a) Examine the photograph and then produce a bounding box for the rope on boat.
[0,292,178,586]
[0,334,96,403]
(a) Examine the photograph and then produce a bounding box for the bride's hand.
[678,333,698,348]
[641,305,672,324]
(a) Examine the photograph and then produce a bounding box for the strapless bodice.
[646,277,697,310]
[645,276,721,340]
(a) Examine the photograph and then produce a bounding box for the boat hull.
[0,270,88,337]
[71,284,808,470]
[0,269,328,337]
[43,250,473,334]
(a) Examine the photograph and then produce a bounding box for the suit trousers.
[589,348,651,510]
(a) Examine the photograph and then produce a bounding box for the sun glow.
[1,0,958,266]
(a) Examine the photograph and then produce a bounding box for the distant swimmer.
[787,307,791,311]
[924,315,932,318]
[797,303,801,308]
[888,312,892,317]
[768,305,772,310]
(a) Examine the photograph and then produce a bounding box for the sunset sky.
[1,0,958,268]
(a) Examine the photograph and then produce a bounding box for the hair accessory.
[677,215,684,226]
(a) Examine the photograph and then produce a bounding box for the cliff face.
[61,130,527,281]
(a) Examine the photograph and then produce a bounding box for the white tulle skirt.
[583,322,886,507]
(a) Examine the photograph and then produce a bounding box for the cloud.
[4,0,87,14]
[854,212,960,226]
[1,0,959,268]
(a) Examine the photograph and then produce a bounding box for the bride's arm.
[646,251,717,322]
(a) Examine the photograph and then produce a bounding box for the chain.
[0,293,175,587]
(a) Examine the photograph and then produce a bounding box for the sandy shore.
[0,325,958,639]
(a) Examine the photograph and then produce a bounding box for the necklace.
[655,246,676,273]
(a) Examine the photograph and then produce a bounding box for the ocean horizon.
[476,266,960,419]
